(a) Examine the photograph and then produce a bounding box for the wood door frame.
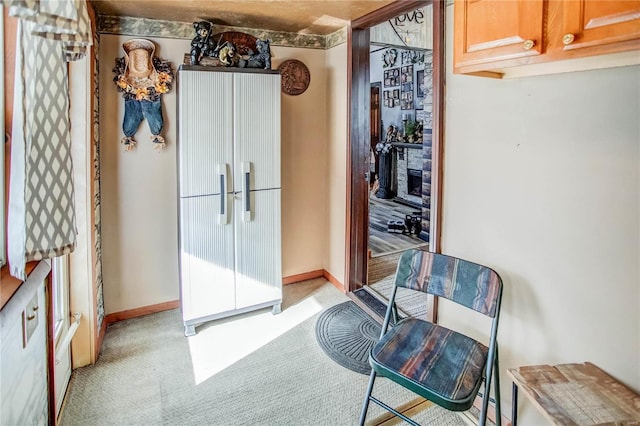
[346,0,445,322]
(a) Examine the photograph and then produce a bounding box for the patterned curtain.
[6,0,92,279]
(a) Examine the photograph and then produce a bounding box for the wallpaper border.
[97,15,337,49]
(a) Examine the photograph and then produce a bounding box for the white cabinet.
[177,67,282,336]
[1,260,51,425]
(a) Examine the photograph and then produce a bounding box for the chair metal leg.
[494,347,502,426]
[359,370,377,425]
[512,382,518,426]
[479,378,490,426]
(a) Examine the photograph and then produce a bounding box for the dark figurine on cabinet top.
[190,21,214,65]
[244,39,272,69]
[189,24,272,70]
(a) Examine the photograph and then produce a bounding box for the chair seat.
[370,318,488,411]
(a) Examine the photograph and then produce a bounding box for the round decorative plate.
[278,59,310,96]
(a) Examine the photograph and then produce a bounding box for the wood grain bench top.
[507,362,640,425]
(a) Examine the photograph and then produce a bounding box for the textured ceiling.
[91,1,397,35]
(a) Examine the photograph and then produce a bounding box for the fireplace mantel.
[391,142,423,150]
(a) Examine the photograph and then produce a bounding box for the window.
[52,255,70,343]
[52,254,73,416]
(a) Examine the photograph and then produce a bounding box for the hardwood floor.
[368,196,428,257]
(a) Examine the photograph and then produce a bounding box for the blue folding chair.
[359,249,503,426]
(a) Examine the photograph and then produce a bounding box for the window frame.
[52,255,70,344]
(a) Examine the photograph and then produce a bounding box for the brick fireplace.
[407,168,422,196]
[394,143,422,207]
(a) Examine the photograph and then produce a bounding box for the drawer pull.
[523,40,535,50]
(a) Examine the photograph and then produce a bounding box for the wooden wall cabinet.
[454,0,640,78]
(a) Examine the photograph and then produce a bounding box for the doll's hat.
[123,38,156,83]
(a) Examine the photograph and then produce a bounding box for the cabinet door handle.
[32,305,39,311]
[523,40,535,50]
[242,161,252,222]
[27,313,36,321]
[219,174,225,215]
[562,33,575,45]
[218,163,228,225]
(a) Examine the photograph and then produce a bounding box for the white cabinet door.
[178,69,281,331]
[233,73,281,192]
[1,262,50,426]
[234,189,282,309]
[178,70,233,198]
[180,195,235,321]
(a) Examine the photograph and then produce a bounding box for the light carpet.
[60,279,468,426]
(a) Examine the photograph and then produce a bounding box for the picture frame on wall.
[401,82,412,93]
[401,65,413,84]
[401,91,413,102]
[416,69,425,97]
[384,69,400,87]
[382,90,399,108]
[401,99,414,110]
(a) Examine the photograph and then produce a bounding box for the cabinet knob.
[27,313,36,321]
[523,40,535,50]
[562,33,575,45]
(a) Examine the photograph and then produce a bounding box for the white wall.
[441,4,640,424]
[99,35,331,314]
[99,35,182,314]
[324,42,348,286]
[277,47,328,277]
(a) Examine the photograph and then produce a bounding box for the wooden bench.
[507,362,640,425]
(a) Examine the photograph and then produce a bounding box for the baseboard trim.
[105,271,346,324]
[323,270,346,293]
[283,269,345,293]
[282,269,324,285]
[105,300,180,325]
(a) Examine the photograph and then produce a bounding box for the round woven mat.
[315,301,381,375]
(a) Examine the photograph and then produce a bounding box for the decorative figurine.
[384,124,398,143]
[113,39,174,151]
[404,214,422,235]
[186,29,272,70]
[190,21,215,65]
[383,48,398,68]
[244,39,271,69]
[217,41,239,66]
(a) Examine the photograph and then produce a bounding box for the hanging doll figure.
[113,39,174,151]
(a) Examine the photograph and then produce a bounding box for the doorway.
[346,1,444,322]
[368,43,431,259]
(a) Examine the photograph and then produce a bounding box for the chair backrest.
[394,249,502,318]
